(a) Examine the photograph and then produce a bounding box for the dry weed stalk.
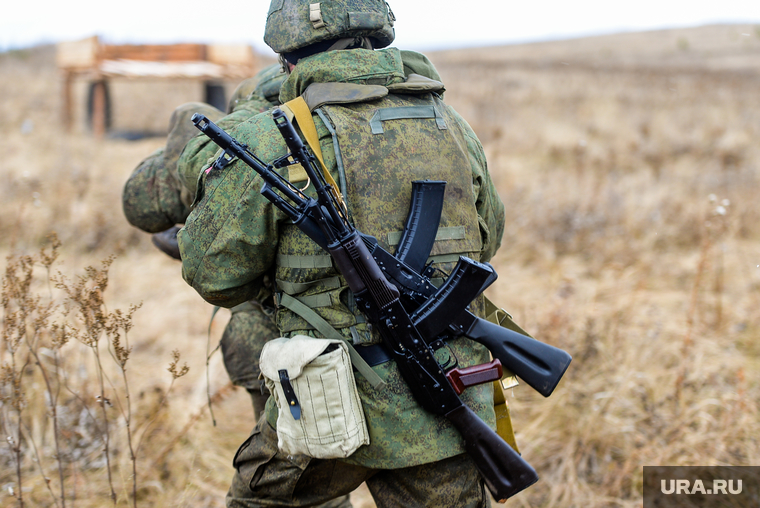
[54,255,120,504]
[144,381,235,479]
[676,195,732,406]
[133,349,189,460]
[1,238,190,507]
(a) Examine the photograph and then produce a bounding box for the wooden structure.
[56,36,258,136]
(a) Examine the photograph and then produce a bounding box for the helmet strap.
[281,37,375,69]
[326,36,374,52]
[279,54,292,75]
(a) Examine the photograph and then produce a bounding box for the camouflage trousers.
[227,418,490,508]
[220,301,279,415]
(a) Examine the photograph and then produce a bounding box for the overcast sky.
[3,1,760,54]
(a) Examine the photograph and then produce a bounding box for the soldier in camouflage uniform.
[123,65,287,416]
[178,1,505,506]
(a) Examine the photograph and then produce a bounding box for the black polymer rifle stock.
[191,110,571,500]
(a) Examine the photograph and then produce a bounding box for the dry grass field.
[1,24,760,507]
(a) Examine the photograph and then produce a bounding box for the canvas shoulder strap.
[281,96,347,212]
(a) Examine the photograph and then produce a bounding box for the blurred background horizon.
[3,0,760,54]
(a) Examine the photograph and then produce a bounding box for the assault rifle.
[192,113,571,399]
[191,110,571,501]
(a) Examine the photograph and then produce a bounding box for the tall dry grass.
[0,45,258,508]
[434,23,760,506]
[1,24,759,507]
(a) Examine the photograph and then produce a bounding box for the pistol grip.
[447,359,503,395]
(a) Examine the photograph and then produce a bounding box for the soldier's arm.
[448,108,505,263]
[178,115,286,308]
[122,148,191,233]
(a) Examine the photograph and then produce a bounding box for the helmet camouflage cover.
[264,0,395,55]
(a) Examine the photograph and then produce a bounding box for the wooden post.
[61,70,73,131]
[92,80,107,138]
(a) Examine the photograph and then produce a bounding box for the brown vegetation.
[1,24,759,507]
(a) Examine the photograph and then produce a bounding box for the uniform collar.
[279,47,406,103]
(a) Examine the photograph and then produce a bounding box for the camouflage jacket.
[178,47,506,468]
[227,63,285,114]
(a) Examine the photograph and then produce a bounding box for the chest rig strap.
[281,96,348,216]
[277,293,386,390]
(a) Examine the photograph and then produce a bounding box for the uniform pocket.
[232,421,313,499]
[232,424,279,491]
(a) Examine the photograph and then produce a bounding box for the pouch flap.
[301,83,388,111]
[386,73,445,94]
[260,335,345,381]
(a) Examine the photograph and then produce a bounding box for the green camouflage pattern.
[122,97,281,409]
[177,67,287,206]
[122,148,183,233]
[278,48,405,104]
[227,64,287,113]
[273,87,489,339]
[177,51,435,207]
[124,64,286,232]
[264,0,395,54]
[165,102,226,182]
[249,63,288,106]
[178,47,506,468]
[221,301,278,390]
[227,418,488,507]
[122,102,225,232]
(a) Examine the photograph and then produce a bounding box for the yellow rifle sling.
[493,381,520,453]
[282,96,348,213]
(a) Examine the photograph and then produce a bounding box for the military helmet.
[227,76,261,113]
[264,0,395,58]
[165,102,225,167]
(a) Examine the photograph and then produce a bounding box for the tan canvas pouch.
[259,335,370,459]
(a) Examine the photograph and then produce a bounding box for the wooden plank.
[100,44,207,62]
[61,70,74,130]
[56,36,99,69]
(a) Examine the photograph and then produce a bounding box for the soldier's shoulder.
[399,49,442,83]
[227,110,288,159]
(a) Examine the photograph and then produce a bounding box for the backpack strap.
[277,293,386,390]
[281,96,348,214]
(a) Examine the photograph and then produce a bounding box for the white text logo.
[661,479,742,495]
